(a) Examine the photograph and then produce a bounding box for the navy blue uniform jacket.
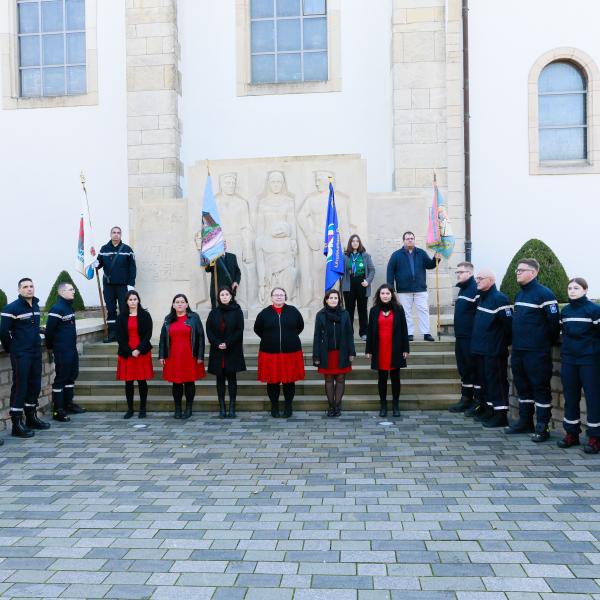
[454,276,479,339]
[0,296,42,355]
[471,285,513,356]
[560,296,600,365]
[386,247,438,293]
[97,241,136,286]
[45,297,77,352]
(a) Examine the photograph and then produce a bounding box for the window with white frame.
[17,0,86,98]
[538,61,587,161]
[250,0,328,84]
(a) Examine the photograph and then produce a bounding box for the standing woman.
[159,294,205,419]
[116,291,154,419]
[206,286,246,418]
[366,284,410,417]
[313,290,355,417]
[254,287,305,418]
[558,278,600,454]
[342,234,376,341]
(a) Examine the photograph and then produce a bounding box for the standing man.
[448,261,482,413]
[97,226,136,343]
[205,251,241,309]
[45,282,86,422]
[505,258,560,442]
[0,278,51,438]
[386,231,440,341]
[470,269,513,427]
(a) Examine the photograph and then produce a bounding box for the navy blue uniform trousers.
[511,349,553,426]
[455,337,482,401]
[561,360,600,438]
[52,350,79,409]
[103,284,128,333]
[10,351,42,411]
[475,353,508,411]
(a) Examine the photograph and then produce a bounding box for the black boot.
[448,395,474,413]
[138,399,146,419]
[465,401,486,418]
[504,417,535,434]
[228,396,236,419]
[282,398,293,418]
[474,405,494,422]
[392,399,400,418]
[123,399,134,419]
[173,399,182,419]
[64,387,86,413]
[11,413,34,438]
[379,400,387,417]
[52,391,71,423]
[24,406,51,430]
[482,410,508,428]
[218,395,226,419]
[183,399,193,419]
[270,399,280,418]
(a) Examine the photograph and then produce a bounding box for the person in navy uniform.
[470,269,513,428]
[505,258,560,442]
[45,282,86,422]
[557,277,600,454]
[0,278,50,438]
[448,261,483,414]
[204,252,241,309]
[96,226,136,343]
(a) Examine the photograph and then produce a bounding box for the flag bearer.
[0,278,50,438]
[557,277,600,454]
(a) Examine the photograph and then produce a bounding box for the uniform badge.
[505,309,512,317]
[550,304,558,313]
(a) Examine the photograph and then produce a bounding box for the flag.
[426,182,455,259]
[76,188,97,280]
[323,181,345,291]
[199,175,225,266]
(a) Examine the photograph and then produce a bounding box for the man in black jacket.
[97,226,136,343]
[205,252,241,308]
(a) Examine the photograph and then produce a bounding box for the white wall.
[177,0,394,195]
[0,0,128,306]
[469,0,600,296]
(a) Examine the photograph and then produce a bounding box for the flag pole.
[80,172,108,337]
[433,171,441,341]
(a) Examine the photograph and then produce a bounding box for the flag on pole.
[199,174,226,266]
[323,180,345,291]
[76,186,97,280]
[426,180,455,259]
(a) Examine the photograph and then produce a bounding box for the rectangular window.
[17,0,86,98]
[250,0,327,84]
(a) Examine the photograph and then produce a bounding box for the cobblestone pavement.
[0,411,599,600]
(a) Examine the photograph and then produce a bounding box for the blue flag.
[199,175,226,266]
[323,181,345,291]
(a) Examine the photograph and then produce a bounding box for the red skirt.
[257,350,305,383]
[163,357,206,383]
[116,353,154,381]
[318,350,352,375]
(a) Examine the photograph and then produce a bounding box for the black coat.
[158,311,205,360]
[206,303,247,375]
[45,297,77,352]
[312,308,356,368]
[253,304,304,354]
[116,309,153,358]
[205,253,241,305]
[365,304,410,370]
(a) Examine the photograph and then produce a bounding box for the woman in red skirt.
[254,287,305,418]
[158,294,205,419]
[366,284,410,418]
[116,291,154,419]
[312,289,355,417]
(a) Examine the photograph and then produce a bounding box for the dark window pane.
[43,66,65,95]
[277,0,300,17]
[19,35,40,67]
[20,68,41,96]
[43,33,64,65]
[67,65,86,93]
[251,0,274,18]
[251,20,275,52]
[539,127,586,161]
[303,16,327,50]
[303,50,327,80]
[303,0,326,15]
[67,32,85,63]
[539,61,585,93]
[66,0,85,30]
[539,93,585,127]
[18,2,39,34]
[42,0,64,32]
[251,54,275,83]
[277,18,300,51]
[277,52,301,82]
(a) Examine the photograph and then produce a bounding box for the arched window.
[538,61,587,161]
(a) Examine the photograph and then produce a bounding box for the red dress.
[116,316,154,381]
[317,351,352,375]
[378,310,394,371]
[163,315,206,383]
[257,305,305,384]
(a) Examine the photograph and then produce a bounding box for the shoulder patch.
[505,309,512,317]
[550,304,558,314]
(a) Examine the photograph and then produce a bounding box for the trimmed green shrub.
[500,239,569,303]
[45,271,86,312]
[0,288,7,310]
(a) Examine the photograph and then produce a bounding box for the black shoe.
[448,396,474,414]
[270,400,280,418]
[228,398,236,419]
[24,407,51,430]
[482,411,508,428]
[282,400,293,418]
[531,426,550,443]
[102,335,117,344]
[65,403,87,414]
[584,436,600,454]
[504,419,535,435]
[326,406,336,417]
[11,413,34,438]
[423,334,435,342]
[53,409,71,423]
[183,400,193,420]
[379,402,387,417]
[557,433,580,448]
[123,409,134,419]
[218,397,227,419]
[138,403,147,419]
[0,438,3,446]
[408,335,414,342]
[465,402,486,418]
[392,401,400,418]
[474,405,494,422]
[173,400,182,419]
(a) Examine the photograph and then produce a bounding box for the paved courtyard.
[0,411,599,600]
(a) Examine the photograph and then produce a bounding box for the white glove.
[93,259,100,268]
[127,285,135,291]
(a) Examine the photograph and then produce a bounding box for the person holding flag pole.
[323,177,345,293]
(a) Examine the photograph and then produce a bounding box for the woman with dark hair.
[342,234,376,341]
[313,289,355,417]
[159,294,205,419]
[254,287,305,418]
[116,291,154,419]
[206,286,246,418]
[366,284,410,417]
[558,277,600,454]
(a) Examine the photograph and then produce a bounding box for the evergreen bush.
[45,271,86,312]
[500,239,569,303]
[0,288,7,310]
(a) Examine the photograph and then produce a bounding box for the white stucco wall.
[469,0,599,296]
[177,0,394,195]
[0,0,127,306]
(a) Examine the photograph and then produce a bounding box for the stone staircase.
[74,338,461,413]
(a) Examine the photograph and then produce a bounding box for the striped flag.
[75,185,97,280]
[199,175,226,266]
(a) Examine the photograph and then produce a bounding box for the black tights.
[172,382,196,403]
[125,380,148,405]
[216,373,238,399]
[324,374,346,408]
[266,382,295,403]
[377,369,400,402]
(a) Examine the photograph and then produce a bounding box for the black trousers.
[475,353,509,412]
[52,349,79,410]
[10,352,42,411]
[103,284,128,333]
[455,337,482,401]
[343,277,368,337]
[561,360,600,438]
[511,349,553,426]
